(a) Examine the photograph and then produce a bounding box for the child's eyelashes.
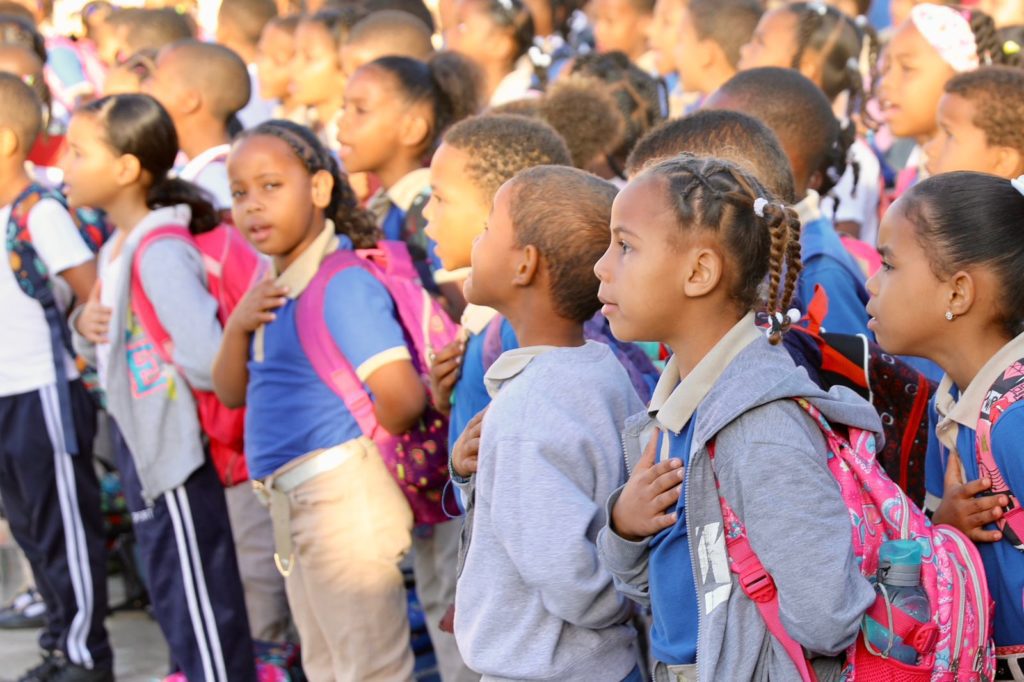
[881,260,894,272]
[617,239,632,254]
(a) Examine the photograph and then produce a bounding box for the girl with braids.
[596,154,877,680]
[213,119,426,681]
[67,93,257,681]
[739,2,884,243]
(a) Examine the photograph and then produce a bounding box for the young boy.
[0,73,112,682]
[216,0,279,128]
[144,39,250,212]
[339,10,434,80]
[924,65,1024,179]
[452,165,643,681]
[592,0,656,68]
[673,0,761,101]
[705,67,871,337]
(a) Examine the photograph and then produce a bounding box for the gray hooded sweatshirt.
[73,205,222,502]
[597,314,878,682]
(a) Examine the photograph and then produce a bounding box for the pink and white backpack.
[710,398,995,681]
[295,241,459,525]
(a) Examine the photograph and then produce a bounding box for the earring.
[945,311,955,321]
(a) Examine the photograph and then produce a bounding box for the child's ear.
[946,269,975,319]
[114,153,143,187]
[399,111,430,150]
[310,169,335,209]
[0,127,20,158]
[992,146,1023,180]
[179,86,202,116]
[512,243,540,287]
[682,246,724,298]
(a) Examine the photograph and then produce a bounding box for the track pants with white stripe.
[0,380,111,670]
[111,426,256,682]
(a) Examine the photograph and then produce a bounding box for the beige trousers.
[275,440,415,682]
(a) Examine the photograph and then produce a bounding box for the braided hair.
[641,154,803,344]
[958,5,1021,67]
[238,120,380,249]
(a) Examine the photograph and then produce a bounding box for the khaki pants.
[412,520,479,682]
[225,482,292,642]
[272,440,415,682]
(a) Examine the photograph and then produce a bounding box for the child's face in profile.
[290,20,344,107]
[594,173,693,344]
[423,142,492,271]
[924,93,1019,178]
[878,21,955,141]
[61,114,124,210]
[257,22,296,102]
[337,67,414,176]
[593,0,652,60]
[463,179,522,310]
[449,0,503,67]
[738,8,798,72]
[672,8,710,93]
[647,0,686,75]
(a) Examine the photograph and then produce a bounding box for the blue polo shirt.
[924,393,1024,648]
[245,265,409,479]
[648,423,700,665]
[799,216,871,338]
[449,316,518,446]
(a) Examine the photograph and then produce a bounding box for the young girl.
[738,2,883,243]
[337,52,481,289]
[65,93,255,682]
[256,15,299,120]
[866,172,1024,675]
[212,119,426,681]
[447,0,536,106]
[288,8,363,150]
[595,154,877,679]
[591,0,655,67]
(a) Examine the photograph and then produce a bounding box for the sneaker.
[0,589,47,629]
[16,653,62,682]
[49,662,114,682]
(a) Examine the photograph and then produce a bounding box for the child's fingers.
[943,450,965,490]
[645,457,682,486]
[433,339,465,364]
[649,512,678,534]
[651,486,682,512]
[967,527,1003,543]
[967,504,1003,528]
[958,477,994,498]
[432,355,462,381]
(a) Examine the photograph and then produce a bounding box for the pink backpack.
[294,242,459,525]
[710,398,995,681]
[131,224,266,487]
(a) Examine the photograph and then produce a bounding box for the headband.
[910,4,980,73]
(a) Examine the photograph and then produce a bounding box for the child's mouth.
[247,223,273,244]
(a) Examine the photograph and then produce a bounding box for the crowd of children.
[1,0,1024,681]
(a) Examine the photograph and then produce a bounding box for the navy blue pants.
[0,381,111,670]
[112,425,256,682]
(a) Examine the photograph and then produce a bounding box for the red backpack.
[130,224,266,486]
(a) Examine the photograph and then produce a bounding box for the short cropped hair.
[508,165,618,323]
[163,40,251,121]
[539,76,624,169]
[0,71,42,154]
[218,0,278,47]
[347,10,433,60]
[945,66,1024,157]
[689,0,762,68]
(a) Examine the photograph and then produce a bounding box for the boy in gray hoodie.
[594,154,877,681]
[451,165,644,681]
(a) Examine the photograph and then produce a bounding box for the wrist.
[610,507,643,543]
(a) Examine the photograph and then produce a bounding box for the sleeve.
[923,398,946,515]
[714,400,876,656]
[138,240,223,391]
[27,199,94,276]
[324,268,410,382]
[800,258,870,337]
[596,486,652,607]
[487,434,633,628]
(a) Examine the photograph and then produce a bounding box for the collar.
[934,330,1024,449]
[434,266,472,285]
[178,144,231,183]
[461,303,499,336]
[490,59,540,107]
[649,312,760,434]
[795,190,822,226]
[386,168,431,214]
[483,345,559,398]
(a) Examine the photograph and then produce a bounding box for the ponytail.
[961,6,1021,67]
[147,176,220,235]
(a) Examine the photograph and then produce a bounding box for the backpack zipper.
[940,528,987,673]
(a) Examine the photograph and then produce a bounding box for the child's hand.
[429,338,465,416]
[227,280,289,335]
[75,283,111,344]
[932,450,1008,543]
[452,408,485,478]
[610,429,683,542]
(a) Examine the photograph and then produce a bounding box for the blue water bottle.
[862,540,932,665]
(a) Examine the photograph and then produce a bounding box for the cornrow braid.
[959,6,1020,66]
[240,120,381,249]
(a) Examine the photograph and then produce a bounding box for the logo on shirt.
[125,313,177,400]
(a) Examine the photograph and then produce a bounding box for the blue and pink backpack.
[295,241,459,525]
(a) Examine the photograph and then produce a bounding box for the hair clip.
[495,0,515,13]
[21,73,36,86]
[765,309,802,339]
[1011,175,1024,198]
[1004,40,1021,56]
[528,45,552,69]
[808,2,828,16]
[854,14,869,27]
[753,197,769,217]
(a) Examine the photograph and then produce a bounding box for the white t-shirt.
[178,144,232,211]
[820,139,882,245]
[0,198,93,396]
[95,245,126,392]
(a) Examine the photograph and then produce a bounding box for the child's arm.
[212,279,290,408]
[364,362,428,434]
[715,400,875,656]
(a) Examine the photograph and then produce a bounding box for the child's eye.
[231,188,246,199]
[881,260,894,272]
[618,239,632,254]
[263,182,280,191]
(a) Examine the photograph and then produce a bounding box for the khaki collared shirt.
[483,345,560,399]
[368,168,431,225]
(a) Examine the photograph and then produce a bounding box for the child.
[144,40,250,212]
[924,66,1024,178]
[596,153,876,680]
[537,75,625,177]
[452,164,643,681]
[340,10,435,80]
[738,2,883,243]
[592,0,656,67]
[706,67,871,337]
[66,94,255,682]
[447,0,536,106]
[216,0,279,128]
[672,0,761,101]
[0,43,67,180]
[0,72,112,682]
[213,119,423,681]
[337,52,482,286]
[255,15,299,120]
[865,171,1024,676]
[111,8,195,66]
[289,8,364,150]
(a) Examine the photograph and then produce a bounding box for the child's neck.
[179,121,231,160]
[274,217,328,273]
[504,296,585,348]
[665,304,745,381]
[104,188,155,237]
[481,59,515,101]
[0,163,33,207]
[932,325,1014,392]
[377,156,424,193]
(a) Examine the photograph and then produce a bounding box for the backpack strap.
[129,225,196,364]
[294,249,381,438]
[976,360,1024,551]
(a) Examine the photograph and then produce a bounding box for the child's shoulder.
[516,342,642,415]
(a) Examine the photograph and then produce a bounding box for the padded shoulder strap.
[129,225,194,363]
[977,360,1024,550]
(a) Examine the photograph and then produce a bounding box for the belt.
[998,655,1024,681]
[253,439,367,576]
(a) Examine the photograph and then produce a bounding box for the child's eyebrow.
[877,245,892,259]
[612,225,641,240]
